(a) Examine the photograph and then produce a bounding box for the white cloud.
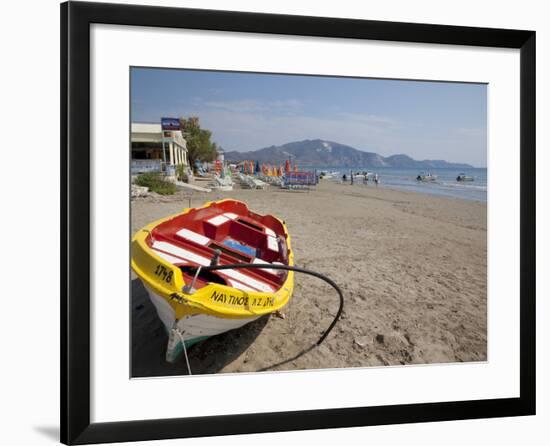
[453,127,485,137]
[181,108,401,153]
[202,98,303,114]
[335,112,395,126]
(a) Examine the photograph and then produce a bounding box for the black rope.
[200,263,344,346]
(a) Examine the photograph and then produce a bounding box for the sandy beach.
[131,180,487,377]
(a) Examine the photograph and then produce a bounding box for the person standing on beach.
[342,173,347,182]
[374,173,379,186]
[351,171,354,185]
[364,173,368,185]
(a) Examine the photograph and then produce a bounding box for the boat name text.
[210,290,275,307]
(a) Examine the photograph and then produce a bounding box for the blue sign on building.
[161,117,180,131]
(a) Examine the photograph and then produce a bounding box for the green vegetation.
[176,164,188,182]
[134,173,177,195]
[179,116,218,170]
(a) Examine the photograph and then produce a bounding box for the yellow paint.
[131,200,294,320]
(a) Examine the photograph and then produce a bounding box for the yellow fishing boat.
[131,199,294,363]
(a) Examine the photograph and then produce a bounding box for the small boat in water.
[456,173,474,182]
[416,172,438,182]
[131,199,294,362]
[319,170,339,179]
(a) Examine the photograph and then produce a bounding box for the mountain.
[224,139,473,169]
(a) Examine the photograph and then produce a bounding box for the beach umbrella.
[294,164,298,173]
[255,160,260,173]
[249,161,254,174]
[285,159,291,175]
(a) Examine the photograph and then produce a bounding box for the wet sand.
[131,180,487,377]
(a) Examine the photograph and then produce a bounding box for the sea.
[310,167,487,202]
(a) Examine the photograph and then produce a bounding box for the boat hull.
[144,285,260,362]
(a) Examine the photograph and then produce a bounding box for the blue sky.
[131,68,487,167]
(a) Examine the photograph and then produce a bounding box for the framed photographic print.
[61,1,536,444]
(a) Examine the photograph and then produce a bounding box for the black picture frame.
[61,1,536,444]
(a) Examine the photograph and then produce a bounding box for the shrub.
[134,172,176,195]
[176,164,188,182]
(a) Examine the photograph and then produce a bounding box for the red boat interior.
[147,201,290,293]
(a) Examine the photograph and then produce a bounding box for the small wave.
[439,181,487,191]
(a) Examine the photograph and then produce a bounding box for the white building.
[217,147,225,163]
[131,122,189,174]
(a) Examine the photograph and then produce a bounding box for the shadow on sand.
[131,278,270,377]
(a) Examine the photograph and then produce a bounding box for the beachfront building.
[217,147,225,163]
[131,122,189,174]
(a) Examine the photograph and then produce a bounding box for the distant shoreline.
[314,167,487,203]
[360,182,486,203]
